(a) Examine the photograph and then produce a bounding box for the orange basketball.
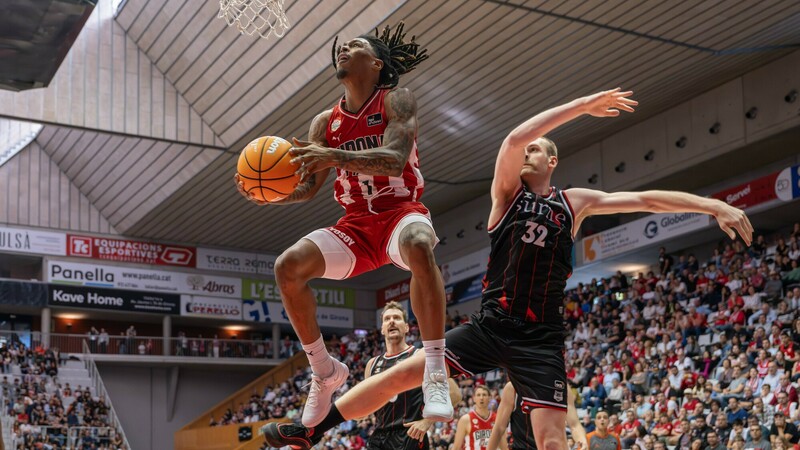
[237,136,300,202]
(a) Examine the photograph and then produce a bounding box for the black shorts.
[445,308,567,412]
[367,428,429,450]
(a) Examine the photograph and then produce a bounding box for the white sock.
[302,336,334,377]
[423,339,446,375]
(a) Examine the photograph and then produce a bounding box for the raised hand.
[582,88,638,117]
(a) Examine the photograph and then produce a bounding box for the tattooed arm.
[333,87,417,176]
[268,111,333,205]
[291,88,417,179]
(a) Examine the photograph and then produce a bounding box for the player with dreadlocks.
[235,22,453,428]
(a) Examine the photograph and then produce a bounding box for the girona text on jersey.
[481,186,575,323]
[326,88,424,214]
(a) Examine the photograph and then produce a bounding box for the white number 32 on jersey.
[521,221,548,247]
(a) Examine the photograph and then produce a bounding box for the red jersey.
[464,410,495,450]
[621,419,641,435]
[782,343,797,360]
[326,88,424,214]
[757,359,769,378]
[653,421,673,435]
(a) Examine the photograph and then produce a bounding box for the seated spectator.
[746,421,771,449]
[770,411,800,447]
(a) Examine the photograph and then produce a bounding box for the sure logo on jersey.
[517,195,566,226]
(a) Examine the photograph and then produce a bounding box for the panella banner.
[67,234,196,267]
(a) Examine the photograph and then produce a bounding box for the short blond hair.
[539,137,558,158]
[474,385,490,396]
[382,301,408,322]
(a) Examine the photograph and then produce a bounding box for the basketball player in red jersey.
[453,386,506,450]
[261,88,753,450]
[235,23,453,427]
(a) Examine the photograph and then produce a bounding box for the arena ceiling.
[3,0,800,258]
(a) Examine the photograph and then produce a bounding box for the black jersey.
[509,394,536,449]
[482,186,574,324]
[369,346,424,430]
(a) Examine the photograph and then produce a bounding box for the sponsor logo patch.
[366,113,382,127]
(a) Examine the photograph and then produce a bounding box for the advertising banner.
[196,248,277,275]
[377,279,411,307]
[775,164,800,202]
[242,278,354,308]
[711,171,780,209]
[581,212,710,265]
[67,234,195,267]
[180,295,242,320]
[242,300,353,328]
[377,247,492,308]
[440,247,491,285]
[0,226,65,256]
[46,260,241,299]
[445,272,485,306]
[48,284,180,314]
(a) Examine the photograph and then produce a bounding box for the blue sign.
[445,272,485,306]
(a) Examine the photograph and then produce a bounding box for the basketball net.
[218,0,289,40]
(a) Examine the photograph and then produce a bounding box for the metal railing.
[8,425,120,450]
[0,330,299,360]
[82,339,131,450]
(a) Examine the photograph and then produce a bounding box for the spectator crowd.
[0,336,127,450]
[234,222,800,450]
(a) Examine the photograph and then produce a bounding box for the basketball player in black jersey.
[261,87,753,450]
[486,382,587,450]
[366,301,461,450]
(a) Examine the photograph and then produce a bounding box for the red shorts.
[303,202,436,279]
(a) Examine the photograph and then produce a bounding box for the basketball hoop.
[218,0,289,40]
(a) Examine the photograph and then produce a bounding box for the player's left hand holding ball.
[290,138,339,181]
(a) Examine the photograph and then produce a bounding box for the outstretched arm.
[486,382,514,450]
[565,188,754,245]
[290,88,417,179]
[489,89,636,226]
